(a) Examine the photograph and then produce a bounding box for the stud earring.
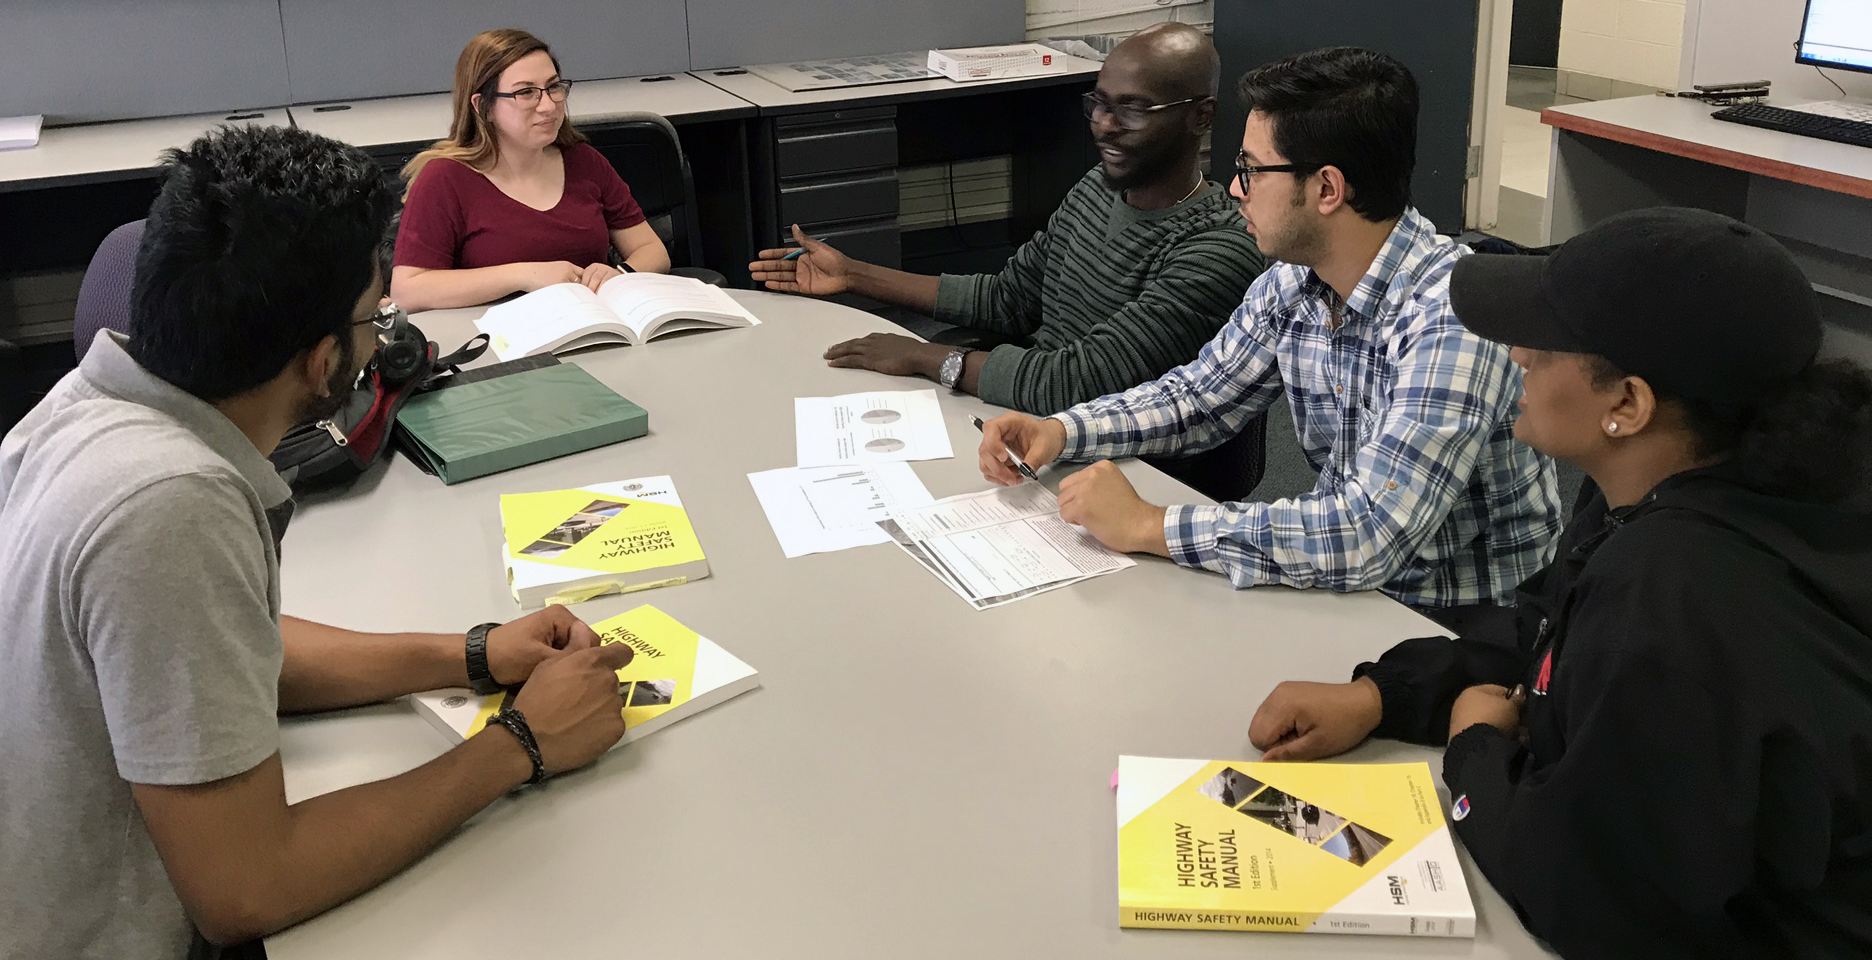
[1606,422,1619,435]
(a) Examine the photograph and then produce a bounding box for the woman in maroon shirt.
[390,29,671,311]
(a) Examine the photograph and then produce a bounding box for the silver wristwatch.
[938,348,974,390]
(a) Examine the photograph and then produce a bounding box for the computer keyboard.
[1711,102,1872,148]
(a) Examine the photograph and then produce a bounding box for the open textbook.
[880,482,1132,609]
[416,605,757,749]
[1117,757,1475,937]
[478,273,761,361]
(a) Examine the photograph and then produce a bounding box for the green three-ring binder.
[394,359,648,484]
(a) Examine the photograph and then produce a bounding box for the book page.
[596,273,761,342]
[477,283,630,360]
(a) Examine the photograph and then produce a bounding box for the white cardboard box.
[928,44,1071,83]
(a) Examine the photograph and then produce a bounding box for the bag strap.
[419,334,492,390]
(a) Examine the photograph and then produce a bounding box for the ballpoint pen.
[968,414,1041,483]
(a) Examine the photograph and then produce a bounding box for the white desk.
[289,73,756,151]
[692,53,1101,114]
[0,108,289,193]
[1541,95,1872,360]
[264,291,1555,960]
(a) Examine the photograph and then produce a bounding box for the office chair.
[1144,413,1269,504]
[585,112,726,286]
[0,336,30,434]
[72,219,145,363]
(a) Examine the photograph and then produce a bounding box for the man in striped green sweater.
[747,23,1265,414]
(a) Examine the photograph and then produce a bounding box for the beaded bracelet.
[484,707,547,787]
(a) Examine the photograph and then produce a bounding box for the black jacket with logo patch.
[1356,465,1872,960]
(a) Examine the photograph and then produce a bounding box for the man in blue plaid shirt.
[979,47,1561,619]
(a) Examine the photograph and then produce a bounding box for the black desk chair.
[0,337,30,434]
[1144,413,1269,505]
[924,326,1271,504]
[587,113,724,286]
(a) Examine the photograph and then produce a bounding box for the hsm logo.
[1386,876,1409,906]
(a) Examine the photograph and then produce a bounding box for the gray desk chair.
[72,219,145,363]
[586,112,725,286]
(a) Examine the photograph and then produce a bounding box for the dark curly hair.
[129,124,398,401]
[1590,355,1872,503]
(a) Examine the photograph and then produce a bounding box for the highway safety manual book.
[499,477,709,608]
[415,604,757,748]
[478,272,761,361]
[1116,757,1475,937]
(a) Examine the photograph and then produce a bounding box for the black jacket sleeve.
[1353,479,1603,746]
[1441,622,1764,958]
[1351,606,1530,746]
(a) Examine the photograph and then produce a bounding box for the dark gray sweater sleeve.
[933,226,1052,340]
[975,229,1262,414]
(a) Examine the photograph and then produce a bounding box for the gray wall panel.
[0,0,291,123]
[685,0,1023,71]
[278,1,690,104]
[1211,0,1478,231]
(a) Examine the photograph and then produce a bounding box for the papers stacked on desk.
[0,115,43,151]
[880,482,1133,610]
[744,52,938,91]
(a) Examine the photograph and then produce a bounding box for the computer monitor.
[1798,0,1872,75]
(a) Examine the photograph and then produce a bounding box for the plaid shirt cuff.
[1051,410,1095,461]
[1164,503,1221,571]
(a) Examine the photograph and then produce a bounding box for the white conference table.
[266,290,1555,960]
[289,73,755,150]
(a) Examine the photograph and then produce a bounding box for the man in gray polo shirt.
[0,126,634,959]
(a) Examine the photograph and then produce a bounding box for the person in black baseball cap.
[1249,207,1872,959]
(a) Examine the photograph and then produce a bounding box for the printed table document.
[747,464,935,558]
[881,483,1133,610]
[795,389,954,467]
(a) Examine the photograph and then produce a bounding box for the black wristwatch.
[464,622,503,695]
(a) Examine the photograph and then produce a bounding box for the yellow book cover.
[500,476,709,608]
[413,604,757,747]
[1117,756,1474,937]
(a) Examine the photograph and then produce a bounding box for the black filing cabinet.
[751,105,904,269]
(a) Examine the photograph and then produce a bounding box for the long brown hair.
[401,29,586,190]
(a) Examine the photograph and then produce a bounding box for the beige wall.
[1683,0,1872,101]
[1559,0,1686,90]
[1025,0,1212,37]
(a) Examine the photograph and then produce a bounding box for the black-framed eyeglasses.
[1081,92,1212,130]
[490,80,573,106]
[352,303,398,330]
[1233,152,1321,193]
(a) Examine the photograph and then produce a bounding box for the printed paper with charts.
[879,482,1133,610]
[794,389,954,467]
[746,463,935,558]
